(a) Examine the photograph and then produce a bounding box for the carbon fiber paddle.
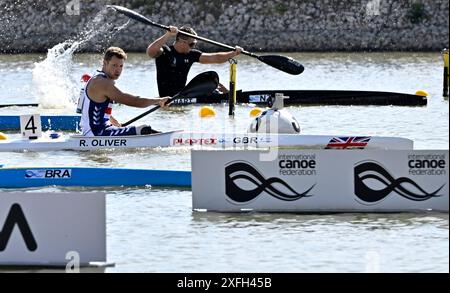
[108,5,304,75]
[122,71,219,126]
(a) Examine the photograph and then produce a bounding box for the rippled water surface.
[0,52,448,272]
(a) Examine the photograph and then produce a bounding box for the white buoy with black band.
[248,93,301,134]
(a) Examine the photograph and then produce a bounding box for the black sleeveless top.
[155,45,202,96]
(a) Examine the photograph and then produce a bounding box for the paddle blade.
[174,71,219,99]
[107,5,162,28]
[257,55,305,75]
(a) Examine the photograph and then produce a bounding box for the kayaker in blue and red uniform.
[80,47,170,136]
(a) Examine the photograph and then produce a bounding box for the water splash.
[32,7,130,110]
[32,41,80,110]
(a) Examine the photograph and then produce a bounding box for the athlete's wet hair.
[104,47,127,61]
[176,26,197,41]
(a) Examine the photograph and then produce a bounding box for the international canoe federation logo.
[225,161,315,204]
[326,137,371,149]
[354,161,445,204]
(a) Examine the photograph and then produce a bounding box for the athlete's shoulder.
[89,75,113,90]
[155,45,172,59]
[161,44,173,54]
[189,49,202,61]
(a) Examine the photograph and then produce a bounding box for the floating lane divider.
[0,103,39,108]
[0,115,81,131]
[0,167,191,188]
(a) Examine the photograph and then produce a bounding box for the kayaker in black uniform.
[147,26,243,97]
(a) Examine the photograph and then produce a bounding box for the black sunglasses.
[181,39,197,48]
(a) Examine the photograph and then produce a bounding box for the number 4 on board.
[20,114,42,139]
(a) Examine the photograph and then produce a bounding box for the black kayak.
[0,90,426,109]
[171,89,427,106]
[237,90,427,106]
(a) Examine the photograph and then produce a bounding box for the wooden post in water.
[228,59,237,116]
[443,49,449,98]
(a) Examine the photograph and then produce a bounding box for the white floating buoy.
[248,93,301,134]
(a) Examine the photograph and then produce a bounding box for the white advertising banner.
[0,192,106,266]
[192,150,449,212]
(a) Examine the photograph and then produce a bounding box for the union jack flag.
[325,137,371,149]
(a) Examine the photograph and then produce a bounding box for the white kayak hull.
[0,130,413,152]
